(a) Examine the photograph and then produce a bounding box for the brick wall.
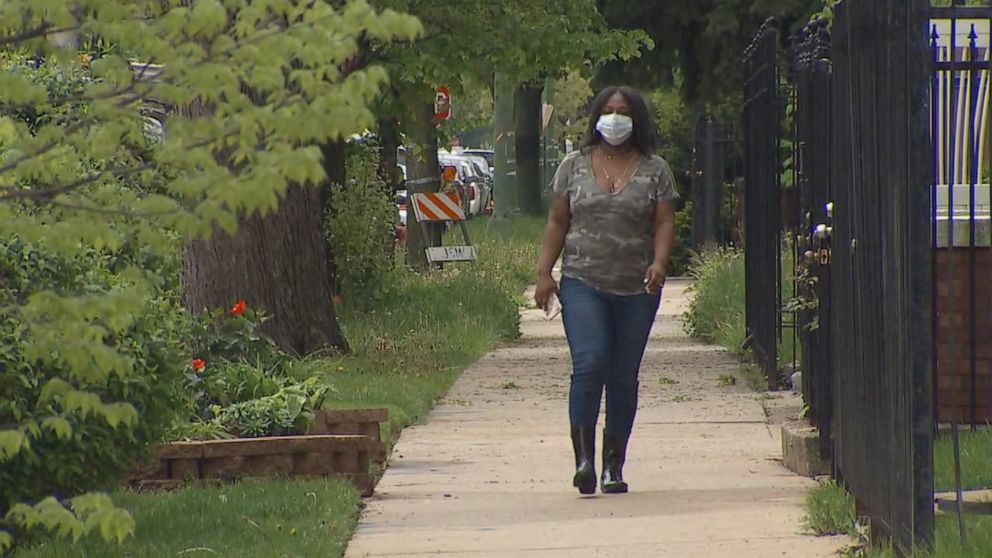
[936,248,992,423]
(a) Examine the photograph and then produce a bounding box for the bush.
[0,239,188,522]
[326,142,399,307]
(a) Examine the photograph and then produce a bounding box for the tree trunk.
[376,116,401,193]
[515,83,544,216]
[183,182,349,355]
[405,96,442,270]
[493,72,517,218]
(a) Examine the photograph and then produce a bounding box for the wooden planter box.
[129,408,389,496]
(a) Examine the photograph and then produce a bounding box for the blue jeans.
[558,276,661,437]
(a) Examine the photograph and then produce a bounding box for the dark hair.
[580,86,657,155]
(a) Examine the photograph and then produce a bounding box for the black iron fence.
[742,21,783,388]
[744,0,936,551]
[790,20,834,461]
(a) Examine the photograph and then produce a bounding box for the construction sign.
[411,191,465,222]
[410,191,476,263]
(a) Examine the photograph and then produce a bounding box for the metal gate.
[742,21,783,388]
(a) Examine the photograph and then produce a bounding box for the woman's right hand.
[534,272,558,310]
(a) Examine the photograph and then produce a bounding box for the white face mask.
[596,113,634,146]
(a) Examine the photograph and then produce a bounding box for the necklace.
[597,147,639,195]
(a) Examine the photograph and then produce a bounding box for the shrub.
[0,239,188,529]
[683,246,746,351]
[326,142,399,307]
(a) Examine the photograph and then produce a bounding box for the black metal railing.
[742,21,783,388]
[790,20,834,461]
[826,2,934,550]
[745,0,935,551]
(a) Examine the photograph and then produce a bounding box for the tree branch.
[0,24,81,47]
[0,162,154,202]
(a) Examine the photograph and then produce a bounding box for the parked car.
[439,155,488,217]
[440,153,494,217]
[461,149,495,173]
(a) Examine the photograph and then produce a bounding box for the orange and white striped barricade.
[409,191,477,263]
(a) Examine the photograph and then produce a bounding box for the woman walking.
[534,85,677,495]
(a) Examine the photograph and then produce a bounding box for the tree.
[368,0,651,255]
[550,70,595,147]
[596,0,821,105]
[0,0,418,551]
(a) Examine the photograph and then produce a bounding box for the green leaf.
[0,429,29,461]
[0,531,12,553]
[42,416,74,440]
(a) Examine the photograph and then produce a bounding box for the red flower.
[230,300,247,316]
[191,358,206,372]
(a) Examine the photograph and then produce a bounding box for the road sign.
[426,246,477,263]
[410,191,476,264]
[434,85,451,123]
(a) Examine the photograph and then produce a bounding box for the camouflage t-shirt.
[552,148,678,295]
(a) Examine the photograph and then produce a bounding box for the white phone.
[544,292,562,320]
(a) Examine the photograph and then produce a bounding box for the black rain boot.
[570,425,597,495]
[601,430,629,494]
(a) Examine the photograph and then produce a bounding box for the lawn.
[15,216,545,558]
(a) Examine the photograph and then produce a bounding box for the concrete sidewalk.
[345,279,849,557]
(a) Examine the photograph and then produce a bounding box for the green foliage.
[598,0,821,104]
[683,246,747,351]
[214,378,330,438]
[551,70,595,146]
[188,306,282,368]
[326,141,399,307]
[804,479,858,536]
[1,0,420,551]
[0,237,188,546]
[177,308,333,439]
[375,0,649,87]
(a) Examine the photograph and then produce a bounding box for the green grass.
[815,427,992,558]
[805,479,858,537]
[15,217,546,558]
[16,479,360,558]
[935,428,992,492]
[855,516,992,558]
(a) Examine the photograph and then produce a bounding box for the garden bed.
[129,409,388,496]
